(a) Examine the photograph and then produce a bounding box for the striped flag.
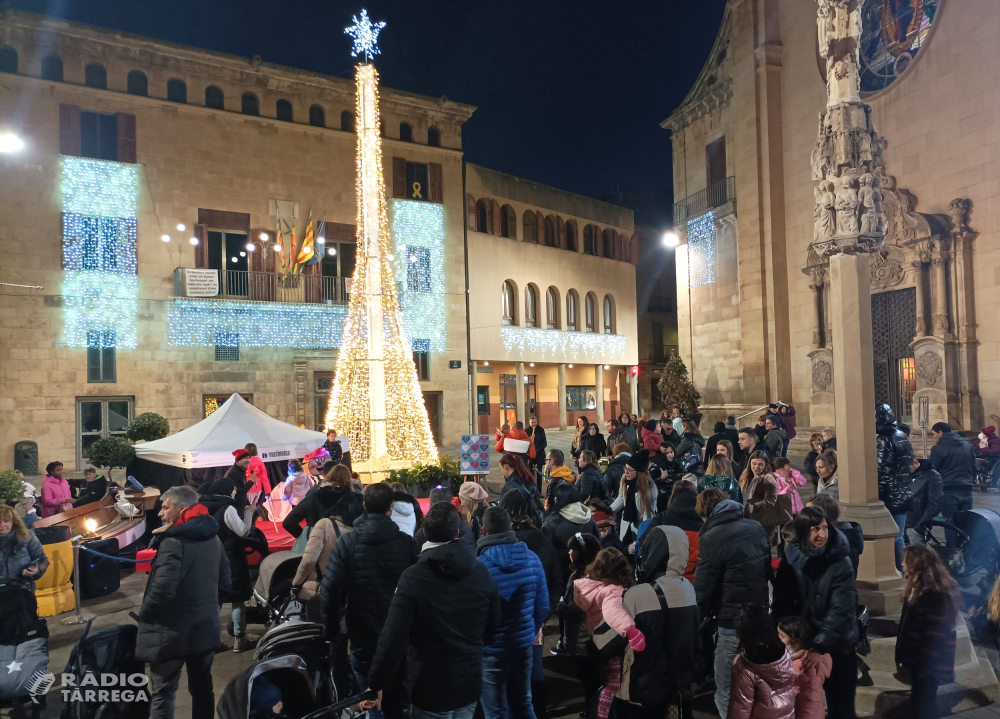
[294,211,315,273]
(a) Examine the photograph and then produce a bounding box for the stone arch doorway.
[872,287,916,423]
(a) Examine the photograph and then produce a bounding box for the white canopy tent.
[133,393,341,468]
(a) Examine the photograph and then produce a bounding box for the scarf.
[622,478,639,525]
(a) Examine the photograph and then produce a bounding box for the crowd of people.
[2,408,995,719]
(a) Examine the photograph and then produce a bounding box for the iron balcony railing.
[672,176,736,224]
[177,269,350,305]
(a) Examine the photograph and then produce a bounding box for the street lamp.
[0,133,24,153]
[662,231,679,248]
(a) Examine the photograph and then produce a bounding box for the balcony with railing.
[173,268,350,305]
[672,176,736,224]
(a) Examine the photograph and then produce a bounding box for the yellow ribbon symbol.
[412,182,423,199]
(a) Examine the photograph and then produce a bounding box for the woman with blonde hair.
[459,481,490,539]
[700,454,742,502]
[0,505,49,591]
[897,544,961,719]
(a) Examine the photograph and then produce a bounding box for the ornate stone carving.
[813,360,833,391]
[916,351,942,387]
[816,0,861,107]
[870,250,904,291]
[859,173,884,234]
[835,176,859,235]
[949,198,970,235]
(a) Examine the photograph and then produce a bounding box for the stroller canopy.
[133,394,335,468]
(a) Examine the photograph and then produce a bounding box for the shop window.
[566,386,597,411]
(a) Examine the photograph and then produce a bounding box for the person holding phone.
[0,505,50,591]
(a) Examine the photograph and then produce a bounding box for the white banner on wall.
[185,268,220,297]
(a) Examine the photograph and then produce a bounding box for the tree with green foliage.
[387,454,463,496]
[126,412,170,442]
[0,469,25,506]
[656,354,701,416]
[86,436,136,482]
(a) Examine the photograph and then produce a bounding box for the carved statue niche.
[817,180,837,241]
[835,176,859,235]
[858,173,883,235]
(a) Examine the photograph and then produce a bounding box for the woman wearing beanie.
[459,481,491,539]
[609,450,658,548]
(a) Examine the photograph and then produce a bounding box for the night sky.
[11,0,727,227]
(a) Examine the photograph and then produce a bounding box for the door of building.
[77,396,133,469]
[872,287,917,423]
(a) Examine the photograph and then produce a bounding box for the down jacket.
[319,513,417,659]
[645,491,703,582]
[907,459,943,536]
[0,532,49,592]
[931,431,978,490]
[876,404,915,514]
[772,527,859,653]
[292,516,352,600]
[693,500,771,630]
[136,506,230,664]
[592,524,699,708]
[578,465,608,502]
[367,541,501,713]
[476,531,548,653]
[542,502,600,586]
[282,485,351,537]
[727,649,796,719]
[573,578,636,636]
[675,431,707,476]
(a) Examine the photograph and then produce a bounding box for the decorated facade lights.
[686,210,716,287]
[324,10,438,480]
[501,326,627,360]
[168,298,348,348]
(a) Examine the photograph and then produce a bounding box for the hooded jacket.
[645,491,702,582]
[727,649,796,719]
[618,422,639,452]
[40,475,71,518]
[907,459,943,535]
[675,432,707,476]
[476,531,548,653]
[931,431,978,490]
[136,506,230,663]
[694,500,771,630]
[541,502,600,586]
[592,524,699,708]
[772,527,859,653]
[789,648,832,719]
[977,428,1000,456]
[293,516,352,600]
[391,498,417,536]
[368,541,501,712]
[762,427,787,459]
[573,577,635,635]
[319,513,418,658]
[876,403,915,513]
[199,491,253,602]
[0,531,49,592]
[641,425,664,453]
[415,515,475,550]
[543,464,576,510]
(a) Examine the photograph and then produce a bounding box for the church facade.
[664,0,994,431]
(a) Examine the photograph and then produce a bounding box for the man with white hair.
[136,486,230,719]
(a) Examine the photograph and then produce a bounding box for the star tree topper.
[345,9,386,63]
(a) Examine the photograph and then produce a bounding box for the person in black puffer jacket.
[876,402,914,571]
[541,483,599,588]
[931,422,978,547]
[772,506,859,719]
[603,444,630,500]
[576,450,608,502]
[282,464,354,538]
[693,489,771,717]
[320,483,417,719]
[906,456,943,541]
[675,420,707,477]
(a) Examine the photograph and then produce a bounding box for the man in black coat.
[223,448,253,505]
[527,416,547,477]
[906,456,943,540]
[693,489,771,717]
[931,421,978,546]
[320,483,417,719]
[363,502,501,719]
[875,402,914,570]
[137,486,230,719]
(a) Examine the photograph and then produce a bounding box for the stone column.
[809,269,825,350]
[595,364,604,426]
[932,249,949,336]
[911,261,927,339]
[558,363,568,430]
[515,362,526,427]
[469,360,477,434]
[829,253,904,614]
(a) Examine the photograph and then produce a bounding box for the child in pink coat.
[267,459,313,522]
[572,548,645,719]
[772,458,806,514]
[41,461,73,518]
[777,616,832,719]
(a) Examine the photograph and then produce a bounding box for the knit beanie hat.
[626,449,650,472]
[458,481,489,502]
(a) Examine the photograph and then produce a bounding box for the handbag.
[291,524,312,554]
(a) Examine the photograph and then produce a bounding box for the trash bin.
[14,440,37,476]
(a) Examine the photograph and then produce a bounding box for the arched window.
[242,93,259,116]
[565,221,576,252]
[476,200,489,234]
[167,78,187,103]
[41,55,63,82]
[127,71,148,96]
[400,122,413,142]
[585,293,596,332]
[567,290,578,331]
[0,44,17,74]
[546,287,559,329]
[522,212,537,243]
[205,85,224,110]
[85,64,107,90]
[604,295,615,334]
[602,229,614,258]
[276,99,293,122]
[309,105,325,127]
[341,110,355,132]
[502,281,516,326]
[544,217,556,247]
[500,205,516,239]
[428,126,440,147]
[583,225,594,255]
[525,285,538,327]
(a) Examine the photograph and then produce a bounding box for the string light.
[61,157,139,348]
[161,234,170,243]
[501,326,626,360]
[189,237,199,245]
[167,298,348,348]
[344,9,386,60]
[686,210,716,287]
[176,223,186,232]
[392,200,446,352]
[324,61,438,476]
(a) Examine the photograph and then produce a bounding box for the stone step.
[863,622,975,674]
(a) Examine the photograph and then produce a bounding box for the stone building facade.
[0,11,475,468]
[465,164,640,434]
[664,0,995,431]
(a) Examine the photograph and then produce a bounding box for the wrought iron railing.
[672,176,736,224]
[180,269,350,305]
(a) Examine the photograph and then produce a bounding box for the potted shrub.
[85,436,137,483]
[126,412,170,443]
[0,469,25,507]
[387,454,462,497]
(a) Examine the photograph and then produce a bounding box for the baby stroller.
[0,580,50,718]
[251,552,307,626]
[60,620,148,719]
[217,620,337,719]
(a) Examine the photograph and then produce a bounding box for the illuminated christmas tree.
[325,11,438,479]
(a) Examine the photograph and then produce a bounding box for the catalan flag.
[294,211,315,273]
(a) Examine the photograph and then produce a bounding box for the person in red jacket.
[496,421,537,460]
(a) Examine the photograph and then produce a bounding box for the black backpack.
[499,484,545,528]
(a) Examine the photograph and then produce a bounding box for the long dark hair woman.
[609,449,657,547]
[896,544,960,719]
[498,451,541,521]
[772,506,858,719]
